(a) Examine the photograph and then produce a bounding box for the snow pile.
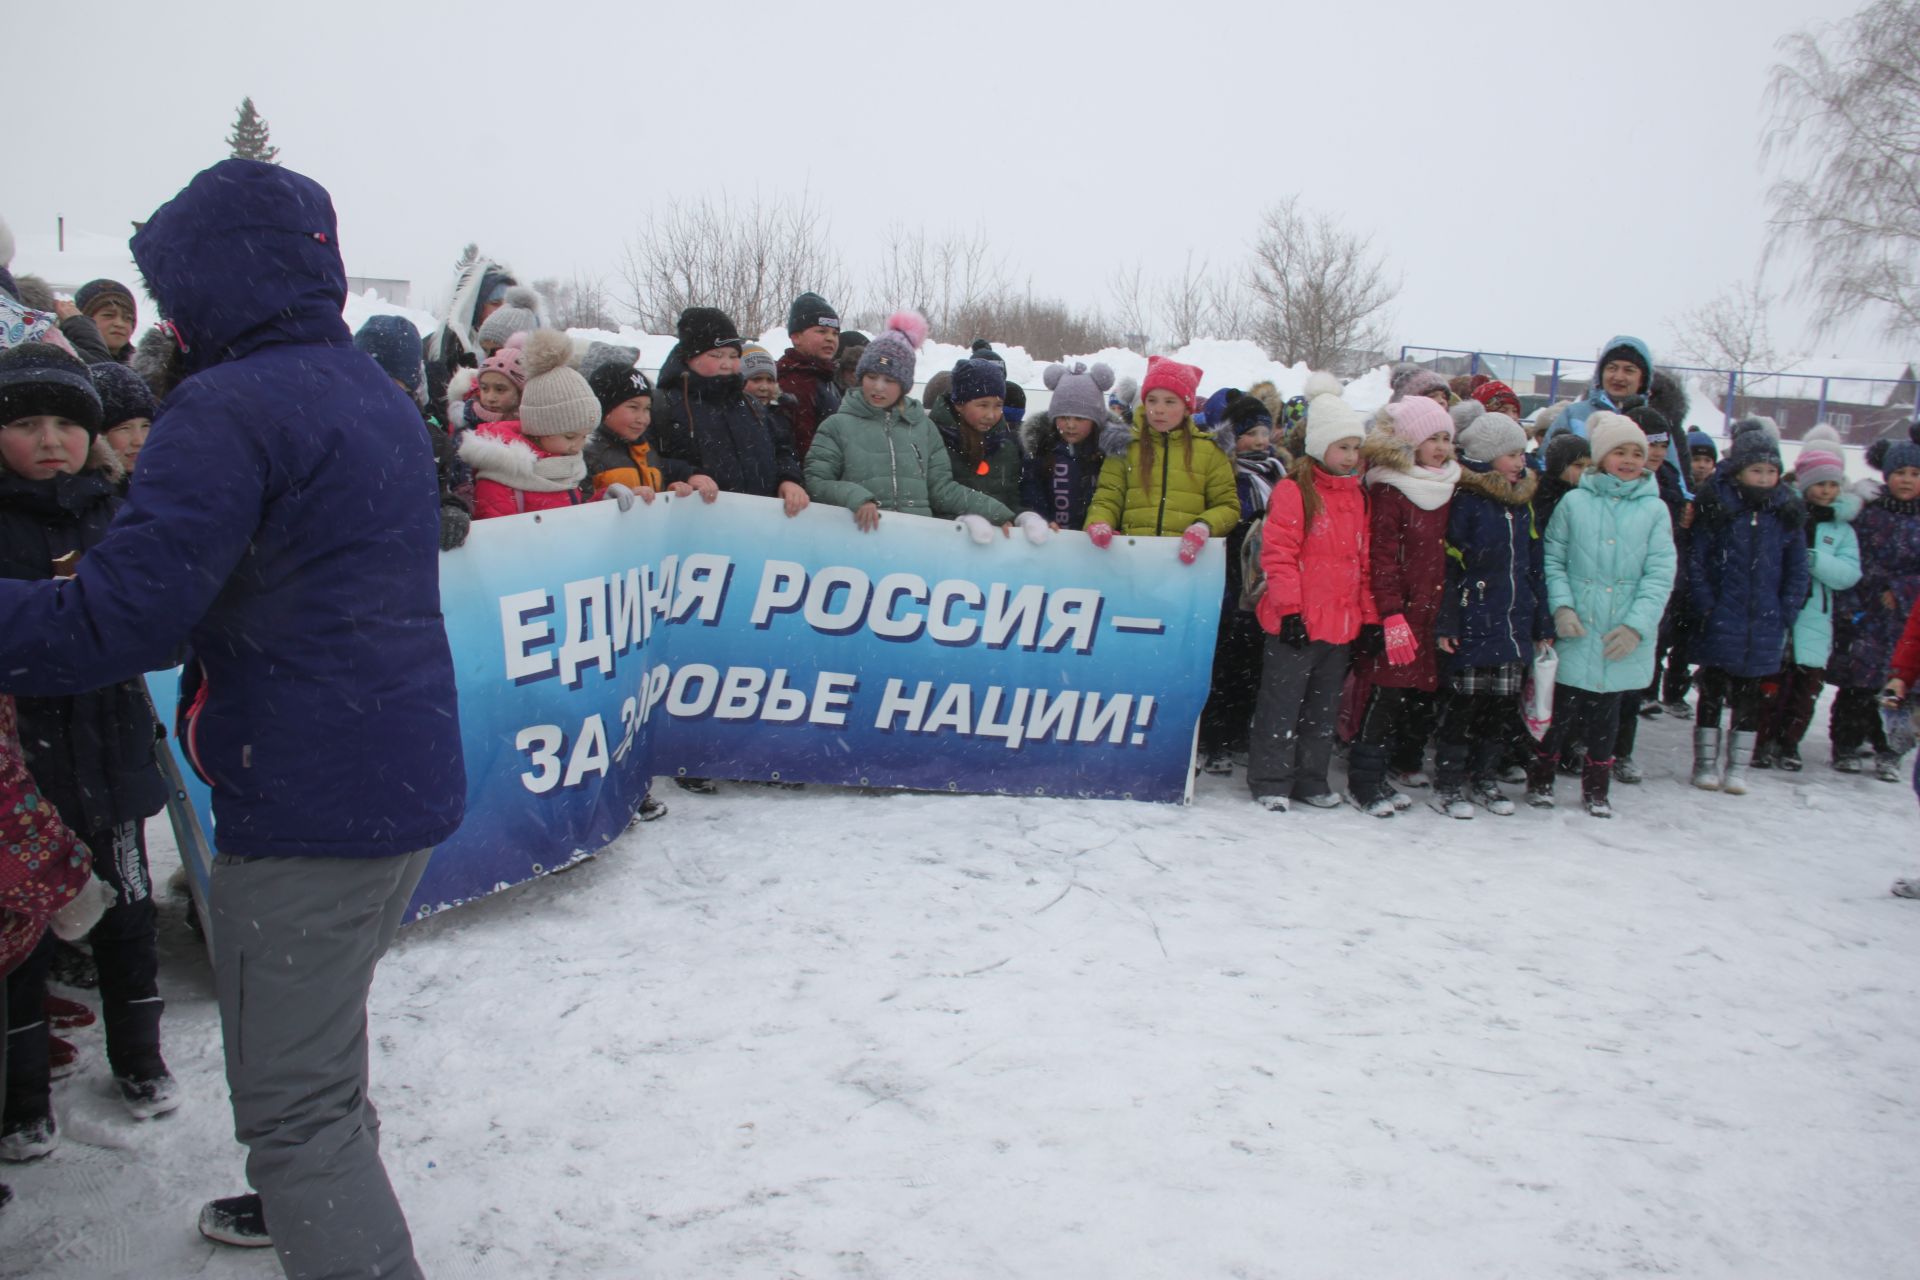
[3,706,1918,1279]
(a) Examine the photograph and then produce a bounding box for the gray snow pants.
[1247,636,1350,801]
[210,848,432,1280]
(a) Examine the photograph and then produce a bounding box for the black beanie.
[838,329,869,349]
[786,292,840,334]
[1225,393,1275,436]
[676,307,743,358]
[969,338,1004,366]
[588,361,653,418]
[0,344,104,438]
[1623,402,1673,445]
[1545,432,1591,477]
[88,361,157,428]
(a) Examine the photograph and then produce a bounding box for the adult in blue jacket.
[0,160,465,1277]
[1545,335,1654,446]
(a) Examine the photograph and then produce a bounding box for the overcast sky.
[7,0,1903,368]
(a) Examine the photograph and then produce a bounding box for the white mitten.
[956,513,995,545]
[50,877,113,941]
[1015,511,1052,545]
[604,483,636,512]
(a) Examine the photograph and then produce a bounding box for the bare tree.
[1105,260,1151,351]
[866,224,1012,342]
[1672,276,1780,381]
[531,273,620,332]
[1205,273,1258,345]
[1763,0,1920,343]
[1157,252,1212,348]
[1244,196,1398,373]
[619,190,850,336]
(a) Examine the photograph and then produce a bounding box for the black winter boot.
[1582,758,1615,818]
[1345,742,1396,818]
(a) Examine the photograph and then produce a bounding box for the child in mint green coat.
[1533,411,1677,817]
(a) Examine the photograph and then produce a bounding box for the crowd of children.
[5,239,1920,1222]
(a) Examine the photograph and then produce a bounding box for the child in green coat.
[1536,412,1678,817]
[804,312,1043,543]
[1084,356,1239,562]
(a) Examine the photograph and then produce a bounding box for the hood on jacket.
[658,342,750,404]
[131,160,349,375]
[1698,465,1805,529]
[1576,467,1659,503]
[1589,334,1654,406]
[1456,458,1539,506]
[428,257,514,367]
[1360,423,1415,475]
[1021,410,1102,458]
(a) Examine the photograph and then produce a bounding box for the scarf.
[1367,459,1460,511]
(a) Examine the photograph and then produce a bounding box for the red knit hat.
[1471,379,1521,416]
[1140,355,1203,411]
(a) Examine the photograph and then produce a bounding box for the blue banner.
[153,495,1224,920]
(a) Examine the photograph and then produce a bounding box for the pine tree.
[226,97,280,164]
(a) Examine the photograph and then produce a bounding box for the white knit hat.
[1587,411,1648,466]
[1302,371,1364,462]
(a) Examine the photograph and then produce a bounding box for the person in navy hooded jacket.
[0,160,465,1276]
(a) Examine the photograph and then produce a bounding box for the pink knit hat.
[1385,396,1453,448]
[478,331,528,390]
[1140,355,1203,411]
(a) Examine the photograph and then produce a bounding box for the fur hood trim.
[130,326,183,404]
[1454,463,1538,507]
[1362,425,1458,510]
[458,426,586,492]
[87,436,126,484]
[1361,422,1413,474]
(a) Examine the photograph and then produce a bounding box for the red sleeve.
[472,478,515,521]
[1891,595,1920,686]
[1257,480,1306,634]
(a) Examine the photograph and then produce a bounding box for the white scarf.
[1367,459,1459,511]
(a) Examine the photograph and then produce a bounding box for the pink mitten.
[1177,523,1209,565]
[1382,613,1418,667]
[1087,522,1114,549]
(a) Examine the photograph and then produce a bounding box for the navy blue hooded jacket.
[1437,461,1552,668]
[1687,467,1811,678]
[0,160,466,859]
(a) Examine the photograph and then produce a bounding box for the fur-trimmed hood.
[1455,460,1538,506]
[457,422,586,491]
[1021,410,1103,461]
[1361,424,1459,511]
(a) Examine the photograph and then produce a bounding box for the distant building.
[1540,364,1917,445]
[346,276,411,306]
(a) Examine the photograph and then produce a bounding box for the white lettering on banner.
[746,562,1105,652]
[672,552,733,624]
[501,590,556,683]
[869,682,1159,747]
[516,724,564,793]
[560,578,614,687]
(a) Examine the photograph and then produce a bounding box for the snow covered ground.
[5,705,1919,1279]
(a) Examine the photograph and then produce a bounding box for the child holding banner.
[1247,373,1375,812]
[1084,355,1238,559]
[461,330,630,521]
[805,311,1042,543]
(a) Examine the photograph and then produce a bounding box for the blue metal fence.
[1399,345,1918,445]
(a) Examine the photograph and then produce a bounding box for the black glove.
[439,504,472,552]
[1278,614,1309,647]
[1351,623,1384,658]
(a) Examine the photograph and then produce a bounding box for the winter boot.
[631,794,668,825]
[45,996,93,1030]
[1691,727,1723,790]
[1469,742,1516,815]
[1875,752,1904,783]
[1345,743,1397,818]
[1751,740,1776,770]
[0,1113,56,1163]
[1524,751,1558,809]
[1255,794,1290,813]
[1199,750,1233,776]
[674,776,718,795]
[1429,743,1474,819]
[1664,699,1693,720]
[1775,742,1804,772]
[199,1193,273,1248]
[1613,756,1643,785]
[1722,731,1757,796]
[1582,758,1615,818]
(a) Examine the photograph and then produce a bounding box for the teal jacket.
[1544,469,1677,693]
[805,390,1013,522]
[1791,493,1863,669]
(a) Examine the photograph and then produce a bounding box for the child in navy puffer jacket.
[1433,409,1550,819]
[1686,418,1809,795]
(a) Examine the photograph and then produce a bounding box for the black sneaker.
[199,1193,273,1248]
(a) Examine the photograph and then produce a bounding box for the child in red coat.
[1249,373,1378,811]
[1346,397,1459,816]
[460,330,605,520]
